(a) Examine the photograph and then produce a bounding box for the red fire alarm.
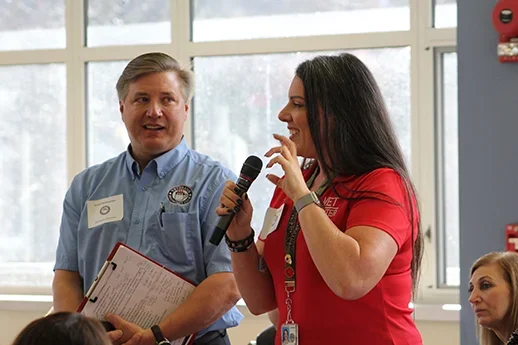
[492,0,518,62]
[505,224,518,252]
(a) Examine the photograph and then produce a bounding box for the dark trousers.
[193,330,230,345]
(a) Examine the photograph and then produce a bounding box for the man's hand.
[106,313,155,345]
[107,329,123,343]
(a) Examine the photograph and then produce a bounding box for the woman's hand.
[264,134,311,202]
[215,181,254,241]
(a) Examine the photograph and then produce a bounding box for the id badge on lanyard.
[280,323,299,345]
[281,167,330,345]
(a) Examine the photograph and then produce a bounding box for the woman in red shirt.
[217,53,423,345]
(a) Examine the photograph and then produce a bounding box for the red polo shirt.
[263,165,422,345]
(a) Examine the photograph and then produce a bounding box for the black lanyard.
[284,167,331,292]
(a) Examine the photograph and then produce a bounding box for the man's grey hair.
[116,52,195,102]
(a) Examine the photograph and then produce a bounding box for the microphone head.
[241,155,263,180]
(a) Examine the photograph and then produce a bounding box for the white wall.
[2,310,45,345]
[0,306,459,345]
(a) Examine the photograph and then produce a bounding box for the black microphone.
[210,155,263,245]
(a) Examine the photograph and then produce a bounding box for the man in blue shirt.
[53,52,243,345]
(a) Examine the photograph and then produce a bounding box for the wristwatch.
[151,325,171,345]
[295,191,324,213]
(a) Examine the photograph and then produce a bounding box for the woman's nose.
[468,290,480,304]
[278,106,290,122]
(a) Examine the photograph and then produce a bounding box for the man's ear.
[184,103,189,119]
[119,100,124,119]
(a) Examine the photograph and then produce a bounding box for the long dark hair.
[295,53,423,295]
[11,312,110,345]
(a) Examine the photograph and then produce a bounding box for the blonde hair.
[116,52,195,102]
[470,251,518,345]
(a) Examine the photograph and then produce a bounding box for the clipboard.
[77,242,196,345]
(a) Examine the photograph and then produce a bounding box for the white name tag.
[87,194,124,229]
[259,204,285,240]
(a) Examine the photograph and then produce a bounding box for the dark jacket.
[507,330,518,345]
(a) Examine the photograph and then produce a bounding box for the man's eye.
[135,97,148,103]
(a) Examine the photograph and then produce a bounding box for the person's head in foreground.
[11,312,111,345]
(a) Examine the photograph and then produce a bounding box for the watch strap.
[295,191,323,213]
[151,325,170,345]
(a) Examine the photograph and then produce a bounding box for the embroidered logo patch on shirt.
[167,185,193,204]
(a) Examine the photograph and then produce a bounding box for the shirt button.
[142,187,147,191]
[134,219,140,224]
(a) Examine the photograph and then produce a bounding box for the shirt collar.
[124,137,189,180]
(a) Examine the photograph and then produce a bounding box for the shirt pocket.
[158,211,196,269]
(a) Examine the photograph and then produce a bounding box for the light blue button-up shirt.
[54,138,243,336]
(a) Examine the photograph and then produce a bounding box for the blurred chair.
[255,325,276,345]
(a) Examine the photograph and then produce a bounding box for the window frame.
[0,0,458,304]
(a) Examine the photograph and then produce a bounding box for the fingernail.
[236,199,243,205]
[234,206,240,213]
[234,187,241,195]
[244,193,248,200]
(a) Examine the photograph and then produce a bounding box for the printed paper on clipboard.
[77,242,196,345]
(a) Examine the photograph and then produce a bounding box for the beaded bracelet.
[225,229,255,253]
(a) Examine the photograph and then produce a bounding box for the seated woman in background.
[469,251,518,345]
[11,312,112,345]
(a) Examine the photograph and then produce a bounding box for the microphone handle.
[209,176,253,245]
[210,215,234,245]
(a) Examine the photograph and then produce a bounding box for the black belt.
[193,329,227,345]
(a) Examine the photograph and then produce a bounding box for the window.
[191,0,410,41]
[86,0,171,47]
[86,61,129,166]
[0,64,66,292]
[0,0,66,51]
[434,0,457,28]
[0,0,457,300]
[436,51,459,287]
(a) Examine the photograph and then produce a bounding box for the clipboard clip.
[85,260,117,303]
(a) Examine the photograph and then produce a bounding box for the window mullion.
[66,0,86,183]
